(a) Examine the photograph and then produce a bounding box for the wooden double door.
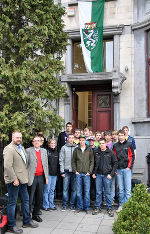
[72,90,113,132]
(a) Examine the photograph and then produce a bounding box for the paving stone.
[50,229,74,234]
[38,220,58,228]
[24,227,52,234]
[76,223,99,232]
[62,216,85,223]
[43,215,63,222]
[56,221,79,230]
[97,225,114,234]
[11,204,115,234]
[74,232,96,234]
[100,218,115,226]
[80,216,103,224]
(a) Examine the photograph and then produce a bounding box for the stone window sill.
[132,118,150,123]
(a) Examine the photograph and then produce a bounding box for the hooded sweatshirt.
[59,142,77,174]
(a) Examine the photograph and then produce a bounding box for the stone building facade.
[57,0,150,183]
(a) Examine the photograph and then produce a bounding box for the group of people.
[56,123,135,217]
[3,122,136,233]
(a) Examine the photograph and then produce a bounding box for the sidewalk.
[6,205,117,234]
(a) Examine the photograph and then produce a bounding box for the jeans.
[90,175,96,200]
[94,174,112,209]
[63,172,76,208]
[76,173,90,211]
[111,176,118,200]
[43,175,57,209]
[7,183,31,228]
[117,168,131,207]
[56,173,63,199]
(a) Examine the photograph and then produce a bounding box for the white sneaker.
[116,206,122,213]
[61,206,66,212]
[70,206,75,211]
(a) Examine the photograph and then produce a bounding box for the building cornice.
[132,18,150,31]
[68,0,116,6]
[65,25,124,39]
[61,71,126,95]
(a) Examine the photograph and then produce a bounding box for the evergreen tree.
[0,0,68,143]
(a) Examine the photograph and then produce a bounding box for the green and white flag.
[78,0,105,73]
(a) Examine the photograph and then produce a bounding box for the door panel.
[92,92,113,132]
[96,111,111,131]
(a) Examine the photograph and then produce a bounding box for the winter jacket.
[72,145,94,174]
[93,147,118,177]
[57,131,69,153]
[59,143,77,174]
[47,148,59,176]
[126,135,136,150]
[113,140,135,169]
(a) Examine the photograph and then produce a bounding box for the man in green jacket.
[72,135,94,213]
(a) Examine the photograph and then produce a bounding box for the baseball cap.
[88,136,95,141]
[78,134,86,139]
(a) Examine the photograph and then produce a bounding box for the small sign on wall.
[67,7,75,16]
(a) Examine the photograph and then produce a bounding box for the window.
[103,39,114,72]
[147,31,150,116]
[73,41,86,73]
[73,39,113,73]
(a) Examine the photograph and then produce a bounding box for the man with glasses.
[26,136,48,222]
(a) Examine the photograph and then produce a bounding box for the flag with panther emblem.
[78,0,105,73]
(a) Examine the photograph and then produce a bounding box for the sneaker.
[7,226,23,234]
[70,206,75,211]
[50,207,57,210]
[85,210,90,214]
[103,201,106,206]
[75,209,80,213]
[61,206,66,212]
[42,207,50,211]
[32,215,43,222]
[116,206,122,213]
[107,209,114,217]
[22,221,39,228]
[92,207,102,215]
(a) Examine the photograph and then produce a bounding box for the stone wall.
[62,0,133,29]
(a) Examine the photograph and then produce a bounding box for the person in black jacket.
[92,138,118,217]
[56,122,72,199]
[113,129,135,213]
[42,139,59,210]
[57,122,73,153]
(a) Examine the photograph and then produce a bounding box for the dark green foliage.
[0,0,68,143]
[112,184,150,234]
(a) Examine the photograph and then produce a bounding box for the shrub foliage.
[113,184,150,234]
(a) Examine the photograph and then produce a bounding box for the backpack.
[0,196,8,234]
